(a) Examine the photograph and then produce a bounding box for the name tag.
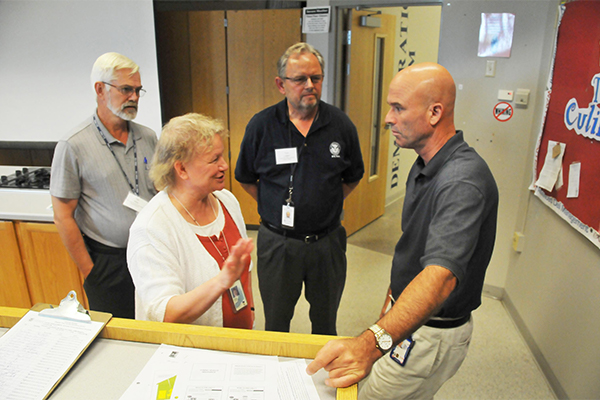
[123,191,148,213]
[282,204,295,228]
[275,148,298,165]
[228,280,248,313]
[390,337,415,366]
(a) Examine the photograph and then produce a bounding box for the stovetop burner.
[0,167,51,189]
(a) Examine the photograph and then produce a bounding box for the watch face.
[379,333,393,350]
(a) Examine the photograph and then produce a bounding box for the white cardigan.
[127,189,250,326]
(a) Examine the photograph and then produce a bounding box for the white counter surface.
[0,166,53,223]
[0,188,53,222]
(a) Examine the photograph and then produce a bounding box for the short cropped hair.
[277,42,325,78]
[90,52,139,89]
[150,113,228,191]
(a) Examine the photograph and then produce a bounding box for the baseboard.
[482,284,504,300]
[502,293,566,399]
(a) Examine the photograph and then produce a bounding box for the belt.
[261,221,340,244]
[424,313,471,329]
[83,235,126,255]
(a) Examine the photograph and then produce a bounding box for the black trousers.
[257,224,347,335]
[83,236,135,319]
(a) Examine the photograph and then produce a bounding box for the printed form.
[0,310,105,400]
[120,344,323,400]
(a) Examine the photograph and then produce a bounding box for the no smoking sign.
[493,102,513,121]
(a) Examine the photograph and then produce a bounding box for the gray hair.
[150,113,228,191]
[277,42,324,77]
[90,52,139,89]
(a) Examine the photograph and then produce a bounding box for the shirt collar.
[417,130,465,177]
[275,99,331,132]
[93,110,141,148]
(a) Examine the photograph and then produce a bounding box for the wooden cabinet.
[0,221,31,308]
[14,221,88,309]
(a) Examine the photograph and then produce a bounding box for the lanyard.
[285,105,319,206]
[93,115,139,196]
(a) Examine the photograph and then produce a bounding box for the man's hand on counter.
[306,332,381,388]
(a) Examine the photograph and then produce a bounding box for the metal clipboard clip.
[39,290,92,322]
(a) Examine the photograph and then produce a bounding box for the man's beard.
[298,95,319,113]
[107,92,138,121]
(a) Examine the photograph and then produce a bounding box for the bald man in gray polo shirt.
[50,53,157,318]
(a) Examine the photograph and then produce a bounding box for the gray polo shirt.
[50,112,158,248]
[390,131,498,318]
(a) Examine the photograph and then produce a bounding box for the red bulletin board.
[532,1,600,249]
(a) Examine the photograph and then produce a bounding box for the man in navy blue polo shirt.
[235,42,364,335]
[307,63,498,399]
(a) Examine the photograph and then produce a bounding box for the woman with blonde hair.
[127,113,254,328]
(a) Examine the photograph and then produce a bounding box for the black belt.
[83,235,126,255]
[261,221,340,244]
[424,313,471,329]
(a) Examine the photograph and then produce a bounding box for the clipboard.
[0,290,111,400]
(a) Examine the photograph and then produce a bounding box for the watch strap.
[368,324,392,353]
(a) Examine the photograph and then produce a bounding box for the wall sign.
[493,102,513,122]
[531,1,600,249]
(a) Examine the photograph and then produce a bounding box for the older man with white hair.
[50,52,158,318]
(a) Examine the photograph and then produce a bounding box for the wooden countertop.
[0,306,357,400]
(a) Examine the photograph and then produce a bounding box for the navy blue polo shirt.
[390,131,498,318]
[235,99,364,233]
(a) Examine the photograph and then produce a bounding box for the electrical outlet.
[513,232,525,252]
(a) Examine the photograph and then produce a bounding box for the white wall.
[372,5,441,206]
[0,0,162,142]
[437,0,559,293]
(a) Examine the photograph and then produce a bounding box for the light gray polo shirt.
[50,112,158,248]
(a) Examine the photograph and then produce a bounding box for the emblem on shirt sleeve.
[329,142,341,158]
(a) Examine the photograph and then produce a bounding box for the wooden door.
[189,11,230,190]
[0,221,31,308]
[157,9,302,226]
[226,9,302,225]
[342,10,396,235]
[15,222,88,308]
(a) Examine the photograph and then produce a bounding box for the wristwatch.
[368,324,393,354]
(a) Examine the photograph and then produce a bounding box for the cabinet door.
[0,221,31,308]
[15,222,88,308]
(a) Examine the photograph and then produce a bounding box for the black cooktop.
[0,167,51,189]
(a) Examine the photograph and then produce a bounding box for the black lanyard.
[93,115,139,196]
[285,105,319,206]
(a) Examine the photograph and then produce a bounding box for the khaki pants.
[358,318,473,400]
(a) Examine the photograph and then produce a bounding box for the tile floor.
[248,199,557,399]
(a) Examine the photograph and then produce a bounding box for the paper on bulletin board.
[477,13,515,57]
[535,141,565,192]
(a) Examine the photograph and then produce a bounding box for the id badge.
[282,204,295,228]
[390,336,415,366]
[123,191,148,213]
[228,280,247,313]
[275,147,298,165]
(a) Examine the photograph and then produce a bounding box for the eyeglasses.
[283,74,324,86]
[103,82,146,97]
